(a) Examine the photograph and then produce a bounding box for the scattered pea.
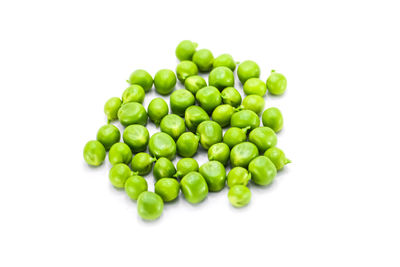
[223,127,249,149]
[122,84,145,104]
[176,61,198,83]
[125,175,148,200]
[192,49,214,72]
[213,53,236,71]
[211,104,237,128]
[242,94,265,115]
[262,107,283,132]
[237,60,260,84]
[148,132,176,160]
[221,87,242,108]
[196,86,222,113]
[243,78,267,96]
[96,124,120,150]
[137,191,164,220]
[180,172,208,204]
[104,97,122,122]
[170,89,195,116]
[175,40,198,61]
[184,105,209,132]
[127,69,153,93]
[147,97,169,126]
[160,114,186,140]
[264,147,291,171]
[122,124,149,152]
[175,158,199,179]
[109,163,132,188]
[153,157,177,181]
[196,120,223,150]
[228,185,251,207]
[227,167,251,187]
[248,156,277,186]
[208,143,230,166]
[248,127,277,153]
[176,132,200,157]
[230,109,260,130]
[230,142,259,168]
[208,66,234,90]
[117,102,147,127]
[155,178,180,202]
[83,140,106,166]
[184,75,207,95]
[108,142,132,165]
[131,152,156,175]
[199,161,226,192]
[154,69,176,95]
[266,70,287,95]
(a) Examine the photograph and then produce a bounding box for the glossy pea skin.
[230,142,259,168]
[109,163,132,188]
[228,185,251,208]
[196,86,222,114]
[83,140,106,166]
[248,156,277,186]
[196,120,223,150]
[184,75,207,95]
[125,175,148,200]
[208,143,230,166]
[243,78,267,96]
[208,66,234,90]
[170,89,195,116]
[149,132,176,160]
[248,127,277,153]
[137,191,164,221]
[266,70,287,95]
[211,104,236,128]
[184,106,209,132]
[176,61,198,83]
[213,53,236,71]
[175,40,198,61]
[96,124,120,150]
[221,87,242,108]
[117,102,147,127]
[127,69,153,93]
[153,157,176,181]
[147,98,169,126]
[264,147,291,171]
[108,142,132,165]
[262,107,283,132]
[104,97,122,122]
[192,49,214,72]
[180,172,208,204]
[230,110,260,130]
[174,158,199,179]
[223,127,249,149]
[199,161,226,192]
[237,60,261,84]
[242,95,265,115]
[227,167,251,187]
[131,152,156,175]
[154,69,176,95]
[176,132,200,158]
[155,178,180,202]
[160,114,186,140]
[122,84,145,104]
[122,124,149,152]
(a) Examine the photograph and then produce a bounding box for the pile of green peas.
[83,40,291,221]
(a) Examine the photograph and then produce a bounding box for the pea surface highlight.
[131,152,156,175]
[117,102,147,127]
[248,127,277,153]
[230,142,259,168]
[149,132,176,160]
[237,60,260,84]
[192,49,214,72]
[109,163,132,188]
[264,147,291,171]
[266,70,287,95]
[154,69,176,95]
[196,120,223,150]
[248,156,277,186]
[208,143,230,166]
[176,132,200,158]
[180,172,208,204]
[228,185,251,208]
[137,191,164,221]
[83,140,106,166]
[125,175,148,200]
[96,124,120,150]
[175,158,199,179]
[122,124,149,152]
[108,142,132,165]
[127,69,153,93]
[147,97,169,126]
[208,66,234,90]
[175,40,198,61]
[153,157,176,181]
[160,114,186,140]
[262,107,283,132]
[155,178,180,202]
[170,89,195,116]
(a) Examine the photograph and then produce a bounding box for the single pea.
[199,161,226,192]
[96,124,120,150]
[153,157,176,181]
[122,84,145,104]
[180,172,208,204]
[243,78,267,96]
[117,102,147,127]
[192,49,214,72]
[127,69,153,92]
[125,175,148,200]
[131,152,156,175]
[266,70,287,95]
[227,167,251,187]
[248,127,277,153]
[262,107,283,132]
[264,147,291,171]
[228,185,251,208]
[83,140,106,166]
[170,89,195,116]
[104,97,122,122]
[242,95,265,115]
[122,124,149,152]
[184,75,207,95]
[230,110,260,130]
[175,40,198,61]
[248,156,277,186]
[174,158,199,179]
[213,53,236,71]
[154,69,176,95]
[196,120,223,150]
[196,86,222,114]
[237,60,261,84]
[211,104,238,127]
[109,163,132,188]
[148,132,176,160]
[176,60,198,83]
[208,143,230,166]
[230,142,259,168]
[184,106,209,132]
[137,191,164,221]
[208,66,234,90]
[221,87,242,108]
[147,97,169,126]
[176,132,200,158]
[108,142,132,165]
[160,114,186,140]
[155,178,180,202]
[223,127,250,149]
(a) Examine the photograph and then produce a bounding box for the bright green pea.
[175,40,198,61]
[221,87,242,108]
[264,147,291,171]
[170,89,195,116]
[154,69,176,95]
[184,106,209,132]
[155,178,180,202]
[267,70,287,95]
[248,156,277,186]
[122,84,145,104]
[196,86,222,114]
[176,61,198,83]
[230,142,259,168]
[83,140,106,166]
[117,102,147,127]
[262,107,283,132]
[125,175,148,200]
[174,158,199,179]
[176,132,200,158]
[96,124,120,150]
[131,152,156,175]
[237,60,260,84]
[248,127,277,153]
[184,75,207,95]
[180,172,208,204]
[213,53,236,71]
[243,78,267,96]
[192,49,214,72]
[230,110,260,130]
[208,143,230,166]
[211,104,238,127]
[122,124,149,152]
[199,161,226,192]
[223,127,250,149]
[160,114,186,140]
[196,120,222,150]
[109,163,132,188]
[242,95,265,115]
[228,185,251,208]
[148,132,176,160]
[153,157,176,181]
[147,97,169,126]
[137,191,164,221]
[127,69,153,93]
[227,167,251,187]
[208,66,234,90]
[104,97,122,122]
[108,142,132,165]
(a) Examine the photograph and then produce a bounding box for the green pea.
[196,120,223,150]
[221,87,242,108]
[104,97,122,122]
[174,158,199,179]
[248,156,276,186]
[184,75,207,95]
[196,86,222,114]
[213,53,236,71]
[199,161,226,192]
[266,70,287,95]
[211,104,238,127]
[176,132,200,158]
[83,140,106,166]
[96,124,120,150]
[127,69,153,93]
[175,40,198,61]
[131,152,156,175]
[122,84,145,104]
[248,127,277,153]
[160,114,186,140]
[237,60,260,84]
[262,107,283,132]
[176,60,198,83]
[243,78,267,96]
[228,185,251,208]
[147,97,169,126]
[125,175,148,200]
[227,167,251,187]
[153,157,176,181]
[230,110,260,130]
[184,106,209,132]
[108,142,132,165]
[230,142,259,168]
[109,163,132,188]
[117,102,147,127]
[154,69,176,95]
[149,132,176,160]
[208,143,230,166]
[223,127,250,149]
[155,178,180,202]
[137,191,164,221]
[170,89,195,116]
[122,124,149,152]
[180,172,208,204]
[264,147,291,171]
[208,66,234,90]
[242,95,265,115]
[192,49,214,72]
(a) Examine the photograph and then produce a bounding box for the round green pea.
[176,60,198,83]
[237,60,260,84]
[242,95,265,115]
[160,114,186,140]
[122,124,149,152]
[264,147,291,171]
[196,86,222,114]
[243,78,267,96]
[153,157,176,181]
[228,185,251,208]
[175,40,198,61]
[147,97,169,126]
[122,84,145,104]
[208,66,234,90]
[213,53,236,71]
[174,158,199,179]
[262,107,283,132]
[184,75,207,95]
[109,163,132,188]
[248,127,277,153]
[223,127,249,149]
[127,69,153,93]
[176,132,200,158]
[221,87,242,108]
[184,106,209,132]
[211,104,236,127]
[230,142,259,168]
[267,70,287,95]
[196,120,223,150]
[108,142,132,165]
[192,49,214,72]
[104,97,122,122]
[248,156,277,186]
[227,167,251,188]
[149,132,176,160]
[154,69,176,95]
[83,140,106,166]
[125,175,148,200]
[155,178,180,202]
[117,102,147,127]
[170,89,195,116]
[230,110,260,130]
[131,152,156,175]
[208,143,230,166]
[96,124,120,150]
[199,161,226,192]
[180,172,208,204]
[137,191,164,221]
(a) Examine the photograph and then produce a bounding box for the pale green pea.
[160,114,186,140]
[154,69,176,95]
[96,124,120,150]
[228,185,251,207]
[237,60,260,84]
[243,78,267,96]
[122,84,145,104]
[230,142,259,168]
[147,98,169,126]
[175,40,198,61]
[266,70,287,95]
[192,49,214,72]
[155,178,180,202]
[104,97,122,122]
[208,143,230,166]
[108,142,132,165]
[174,158,199,179]
[264,147,291,171]
[262,107,283,132]
[208,66,234,90]
[199,161,226,192]
[137,191,164,220]
[185,106,209,132]
[230,110,260,130]
[125,175,148,200]
[176,132,200,158]
[176,60,198,83]
[122,124,149,152]
[180,172,208,204]
[221,87,242,108]
[248,127,277,153]
[109,163,132,188]
[196,86,222,114]
[242,94,265,115]
[117,102,147,127]
[184,75,207,95]
[223,127,249,149]
[170,89,195,116]
[227,167,251,187]
[127,69,153,93]
[248,156,277,186]
[153,157,176,181]
[131,152,156,175]
[196,120,222,150]
[213,53,236,71]
[83,140,106,166]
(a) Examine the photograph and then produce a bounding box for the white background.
[1,0,400,266]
